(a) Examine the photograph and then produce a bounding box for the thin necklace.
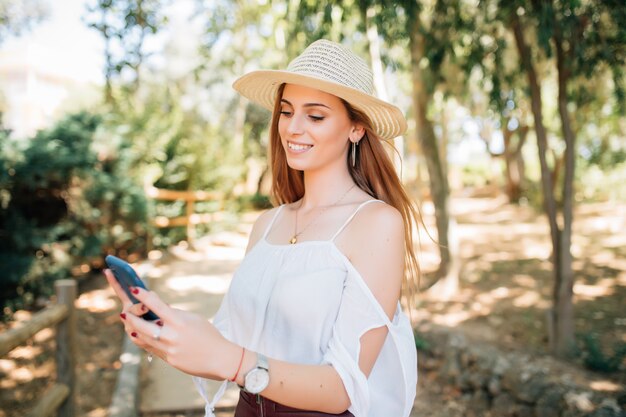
[290,184,356,244]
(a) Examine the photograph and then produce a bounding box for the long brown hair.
[268,84,420,314]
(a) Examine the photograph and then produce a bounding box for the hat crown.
[286,40,375,96]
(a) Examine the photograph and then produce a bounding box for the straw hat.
[232,39,407,140]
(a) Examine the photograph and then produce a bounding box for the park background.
[0,0,624,416]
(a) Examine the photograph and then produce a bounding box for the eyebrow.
[280,99,331,110]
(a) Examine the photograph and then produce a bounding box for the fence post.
[186,196,195,244]
[55,279,77,417]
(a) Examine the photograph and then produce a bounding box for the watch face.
[245,368,270,394]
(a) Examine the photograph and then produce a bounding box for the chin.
[286,160,307,172]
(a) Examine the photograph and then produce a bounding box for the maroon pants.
[234,390,355,417]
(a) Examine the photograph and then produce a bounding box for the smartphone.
[105,255,160,321]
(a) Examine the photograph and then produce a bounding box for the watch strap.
[257,353,269,371]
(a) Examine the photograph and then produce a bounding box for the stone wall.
[418,328,625,417]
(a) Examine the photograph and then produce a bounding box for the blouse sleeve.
[192,295,232,417]
[320,271,389,417]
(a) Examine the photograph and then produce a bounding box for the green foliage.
[0,112,149,318]
[576,162,626,202]
[234,193,273,212]
[0,0,50,44]
[414,330,430,352]
[460,162,495,189]
[575,332,626,373]
[581,139,626,169]
[85,0,169,103]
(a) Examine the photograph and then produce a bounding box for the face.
[278,84,363,173]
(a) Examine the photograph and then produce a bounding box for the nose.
[286,113,304,136]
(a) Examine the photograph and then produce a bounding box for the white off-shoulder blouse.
[193,200,417,417]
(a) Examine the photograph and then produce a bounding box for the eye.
[308,115,325,122]
[280,109,293,117]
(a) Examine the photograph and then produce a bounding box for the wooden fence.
[145,186,224,244]
[0,280,77,417]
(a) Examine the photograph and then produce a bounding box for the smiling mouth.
[287,141,313,152]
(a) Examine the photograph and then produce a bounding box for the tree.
[460,5,533,203]
[386,0,476,297]
[491,0,626,356]
[85,0,168,104]
[0,0,49,44]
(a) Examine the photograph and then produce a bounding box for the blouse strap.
[261,205,286,239]
[330,199,384,242]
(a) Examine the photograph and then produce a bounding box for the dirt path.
[139,237,247,414]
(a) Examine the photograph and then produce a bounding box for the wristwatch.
[241,352,270,394]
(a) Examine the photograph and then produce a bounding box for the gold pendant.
[289,236,297,244]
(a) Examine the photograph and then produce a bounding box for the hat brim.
[232,70,407,141]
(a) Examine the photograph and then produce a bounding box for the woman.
[105,39,419,417]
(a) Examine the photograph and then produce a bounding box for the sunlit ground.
[414,195,626,390]
[0,274,124,417]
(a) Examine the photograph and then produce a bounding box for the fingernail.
[131,332,137,337]
[120,313,126,320]
[130,287,139,295]
[141,305,147,312]
[156,320,163,326]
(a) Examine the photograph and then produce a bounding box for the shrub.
[414,330,430,352]
[0,112,149,319]
[575,333,626,373]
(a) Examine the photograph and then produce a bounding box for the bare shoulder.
[344,201,404,246]
[337,201,405,319]
[362,201,404,233]
[245,206,282,253]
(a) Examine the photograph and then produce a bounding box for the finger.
[127,303,147,317]
[120,316,163,354]
[128,286,173,323]
[127,329,151,350]
[126,314,170,351]
[104,269,134,308]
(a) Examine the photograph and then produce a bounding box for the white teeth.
[288,142,313,151]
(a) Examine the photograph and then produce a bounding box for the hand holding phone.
[105,255,160,321]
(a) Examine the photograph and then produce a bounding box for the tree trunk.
[552,19,577,357]
[503,123,528,203]
[362,4,404,177]
[103,19,114,105]
[409,25,453,287]
[502,125,517,201]
[511,11,565,355]
[233,94,246,156]
[513,125,528,201]
[440,101,449,178]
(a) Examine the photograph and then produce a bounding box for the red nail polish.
[131,332,137,337]
[120,313,126,320]
[156,320,163,326]
[131,287,139,295]
[141,305,147,312]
